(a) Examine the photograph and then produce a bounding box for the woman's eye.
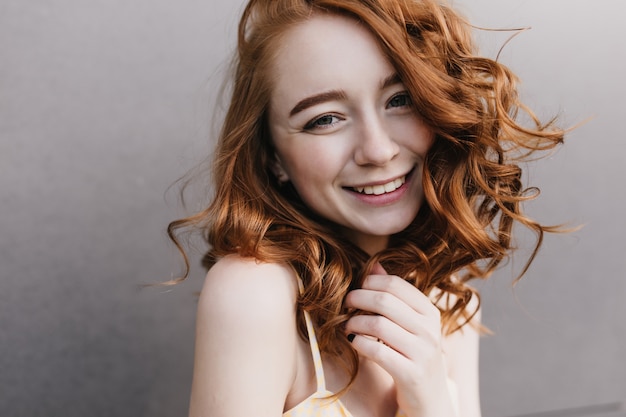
[304,114,341,130]
[388,93,412,108]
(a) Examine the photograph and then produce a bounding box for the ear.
[270,155,290,183]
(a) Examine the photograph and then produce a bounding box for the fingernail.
[347,333,355,343]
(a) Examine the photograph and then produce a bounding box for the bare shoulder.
[189,255,300,417]
[197,254,301,352]
[200,254,299,315]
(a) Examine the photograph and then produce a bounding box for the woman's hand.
[344,263,457,417]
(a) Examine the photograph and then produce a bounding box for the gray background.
[1,0,624,416]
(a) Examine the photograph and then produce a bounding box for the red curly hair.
[168,0,565,384]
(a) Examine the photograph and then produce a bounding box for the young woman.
[168,1,564,416]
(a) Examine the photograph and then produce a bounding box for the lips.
[352,175,406,195]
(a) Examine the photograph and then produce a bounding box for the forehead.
[269,14,396,107]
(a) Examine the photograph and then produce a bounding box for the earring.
[276,169,289,184]
[270,159,289,184]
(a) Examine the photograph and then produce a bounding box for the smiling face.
[268,13,434,255]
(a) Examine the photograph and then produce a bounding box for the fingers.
[346,289,436,337]
[346,328,443,386]
[344,264,443,363]
[347,330,412,375]
[344,276,441,339]
[359,263,438,317]
[345,313,448,392]
[346,312,402,349]
[345,307,439,358]
[344,264,454,416]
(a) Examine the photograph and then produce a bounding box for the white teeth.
[353,175,406,195]
[383,182,396,193]
[373,185,386,195]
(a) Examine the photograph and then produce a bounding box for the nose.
[353,113,400,166]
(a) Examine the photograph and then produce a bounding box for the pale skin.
[189,13,482,417]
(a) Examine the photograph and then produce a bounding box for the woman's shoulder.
[205,254,299,286]
[189,255,301,415]
[200,254,300,320]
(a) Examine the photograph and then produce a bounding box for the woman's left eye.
[304,114,341,130]
[387,93,412,108]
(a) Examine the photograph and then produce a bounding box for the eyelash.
[302,92,413,131]
[304,114,343,131]
[387,92,412,108]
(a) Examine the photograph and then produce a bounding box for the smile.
[352,175,406,195]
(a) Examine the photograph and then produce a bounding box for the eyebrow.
[288,73,403,117]
[380,73,402,90]
[289,90,347,117]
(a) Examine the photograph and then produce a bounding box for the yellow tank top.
[282,304,353,417]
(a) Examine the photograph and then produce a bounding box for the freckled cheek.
[281,145,349,189]
[388,116,434,152]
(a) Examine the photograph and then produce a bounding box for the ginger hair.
[168,0,564,386]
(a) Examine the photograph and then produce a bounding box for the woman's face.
[268,14,434,254]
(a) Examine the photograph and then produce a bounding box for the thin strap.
[297,278,326,392]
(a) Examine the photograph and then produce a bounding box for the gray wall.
[1,1,624,416]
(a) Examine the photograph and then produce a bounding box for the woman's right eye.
[387,92,413,109]
[304,114,341,131]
